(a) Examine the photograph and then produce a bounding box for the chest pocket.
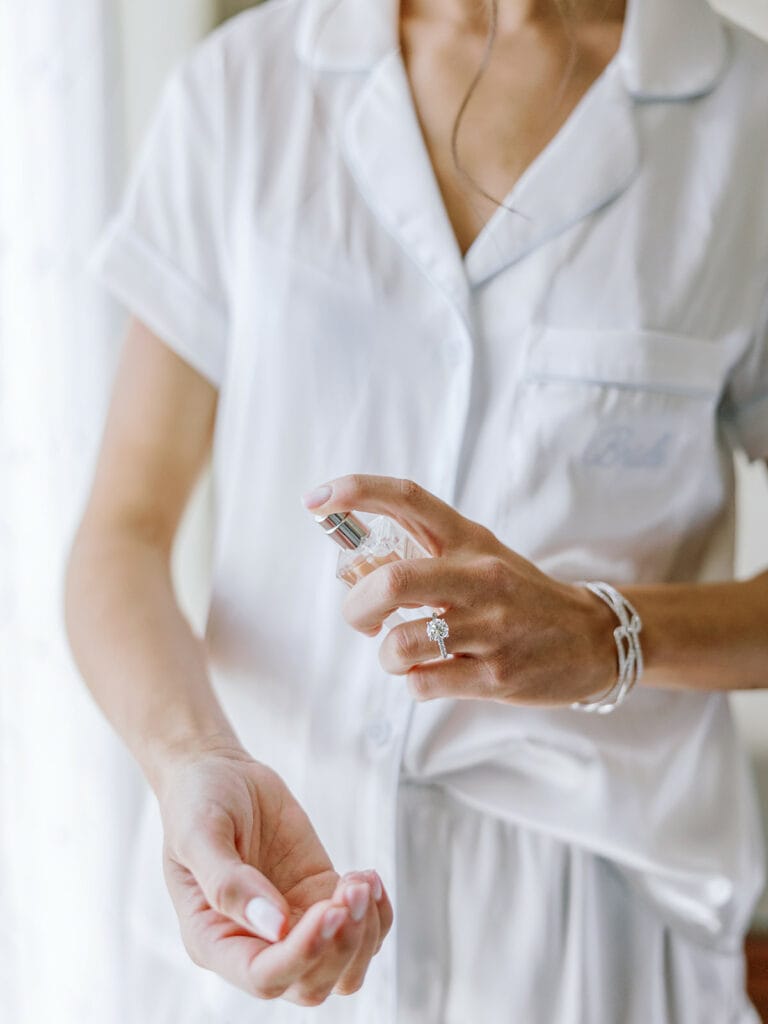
[502,326,733,577]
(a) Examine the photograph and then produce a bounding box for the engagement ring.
[426,610,450,659]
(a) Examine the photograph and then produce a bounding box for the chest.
[398,17,625,256]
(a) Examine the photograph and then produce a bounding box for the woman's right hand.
[155,740,393,1007]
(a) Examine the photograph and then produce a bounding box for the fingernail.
[301,484,332,509]
[366,870,383,901]
[321,906,348,939]
[344,882,370,922]
[245,896,285,942]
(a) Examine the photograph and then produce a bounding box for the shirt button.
[365,718,393,748]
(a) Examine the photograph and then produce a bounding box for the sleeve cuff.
[87,218,227,389]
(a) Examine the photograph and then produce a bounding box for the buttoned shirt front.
[90,0,768,1020]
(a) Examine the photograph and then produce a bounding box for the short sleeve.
[721,282,768,463]
[87,37,228,388]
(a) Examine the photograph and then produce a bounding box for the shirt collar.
[296,0,730,101]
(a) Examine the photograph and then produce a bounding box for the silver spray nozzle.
[314,511,370,550]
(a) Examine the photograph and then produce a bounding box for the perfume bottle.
[314,511,432,625]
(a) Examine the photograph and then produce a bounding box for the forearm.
[64,526,242,796]
[613,569,768,693]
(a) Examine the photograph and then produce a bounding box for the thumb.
[184,824,290,943]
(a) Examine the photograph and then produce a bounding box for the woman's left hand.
[302,474,617,707]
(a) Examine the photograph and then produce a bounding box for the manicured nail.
[321,906,348,939]
[245,896,285,942]
[301,484,332,509]
[366,870,383,901]
[344,882,370,922]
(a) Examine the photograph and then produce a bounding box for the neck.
[402,0,627,32]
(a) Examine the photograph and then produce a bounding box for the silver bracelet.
[570,581,644,715]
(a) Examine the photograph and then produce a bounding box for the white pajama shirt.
[89,0,768,1020]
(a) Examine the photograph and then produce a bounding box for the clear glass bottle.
[314,511,432,625]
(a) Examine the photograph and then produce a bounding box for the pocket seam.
[520,326,730,397]
[522,373,719,399]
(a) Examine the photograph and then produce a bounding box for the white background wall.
[117,0,768,918]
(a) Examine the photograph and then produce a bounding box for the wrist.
[571,581,645,712]
[140,725,248,799]
[571,583,619,701]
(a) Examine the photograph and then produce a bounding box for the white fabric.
[87,0,768,1019]
[0,3,146,1023]
[395,781,760,1024]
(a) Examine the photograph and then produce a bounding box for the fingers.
[329,871,388,995]
[404,654,496,701]
[180,818,289,942]
[180,913,273,993]
[292,884,376,1002]
[250,896,360,1002]
[371,874,394,954]
[168,850,394,1007]
[360,869,394,955]
[252,881,376,1006]
[302,474,489,557]
[341,556,476,633]
[378,611,491,674]
[182,895,352,1004]
[250,872,392,1006]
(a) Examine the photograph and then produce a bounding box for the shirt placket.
[358,296,475,1023]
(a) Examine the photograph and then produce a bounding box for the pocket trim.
[521,325,730,397]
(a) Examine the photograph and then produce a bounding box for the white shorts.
[395,778,760,1024]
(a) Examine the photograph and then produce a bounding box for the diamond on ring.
[426,611,450,659]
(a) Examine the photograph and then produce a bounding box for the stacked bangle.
[570,580,644,715]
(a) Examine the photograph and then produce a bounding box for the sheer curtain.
[0,2,216,1021]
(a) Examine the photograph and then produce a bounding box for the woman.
[65,0,768,1020]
